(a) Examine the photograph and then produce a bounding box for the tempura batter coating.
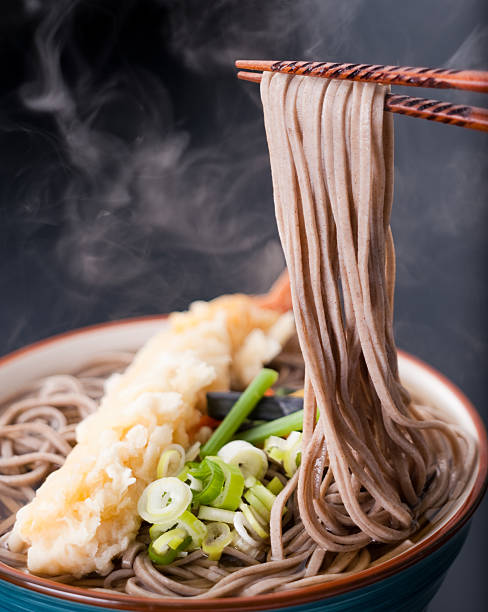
[9,295,293,577]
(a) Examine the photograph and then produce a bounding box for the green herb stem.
[200,368,278,457]
[235,410,304,444]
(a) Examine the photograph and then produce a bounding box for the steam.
[393,20,488,288]
[390,17,488,401]
[445,24,488,70]
[7,0,487,362]
[15,0,370,319]
[17,0,284,307]
[160,0,363,73]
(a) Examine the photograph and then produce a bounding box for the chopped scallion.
[137,477,192,524]
[177,510,207,547]
[249,483,276,512]
[244,489,270,521]
[189,458,225,505]
[239,503,269,539]
[208,457,245,511]
[148,528,192,565]
[197,506,236,524]
[266,476,284,495]
[201,522,233,561]
[217,440,268,480]
[156,445,185,479]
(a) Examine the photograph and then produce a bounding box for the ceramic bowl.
[0,317,486,612]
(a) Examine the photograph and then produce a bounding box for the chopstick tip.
[235,60,276,70]
[237,71,262,84]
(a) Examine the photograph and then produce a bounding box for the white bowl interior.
[0,319,166,400]
[398,358,477,437]
[0,319,480,548]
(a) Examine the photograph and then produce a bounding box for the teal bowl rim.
[0,315,487,612]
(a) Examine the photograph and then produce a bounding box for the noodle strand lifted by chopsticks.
[260,71,474,556]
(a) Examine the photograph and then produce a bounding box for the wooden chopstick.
[236,70,488,133]
[235,60,488,93]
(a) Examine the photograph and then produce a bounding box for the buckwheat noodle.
[0,73,476,598]
[261,72,475,559]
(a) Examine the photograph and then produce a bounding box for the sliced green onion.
[152,527,187,554]
[268,447,285,463]
[156,444,186,478]
[232,534,262,557]
[238,504,269,539]
[148,544,177,565]
[177,464,203,491]
[244,489,270,521]
[267,476,284,495]
[138,477,192,524]
[287,431,302,445]
[234,511,268,556]
[149,522,177,541]
[188,474,203,491]
[201,368,278,457]
[201,522,233,561]
[198,506,236,523]
[236,410,304,444]
[263,432,303,477]
[185,441,201,462]
[177,510,207,547]
[244,475,258,489]
[217,440,268,480]
[148,527,191,565]
[263,436,287,464]
[249,483,276,512]
[208,457,245,511]
[283,432,302,477]
[189,458,225,505]
[264,435,287,451]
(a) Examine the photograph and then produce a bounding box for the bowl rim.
[0,315,486,611]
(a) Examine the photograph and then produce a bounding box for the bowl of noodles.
[0,313,486,612]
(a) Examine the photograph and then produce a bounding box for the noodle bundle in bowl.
[0,72,486,612]
[0,318,486,611]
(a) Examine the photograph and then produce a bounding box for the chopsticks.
[236,60,488,132]
[236,60,488,92]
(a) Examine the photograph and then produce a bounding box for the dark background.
[0,1,486,609]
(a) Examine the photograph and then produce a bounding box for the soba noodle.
[260,72,474,558]
[0,73,476,598]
